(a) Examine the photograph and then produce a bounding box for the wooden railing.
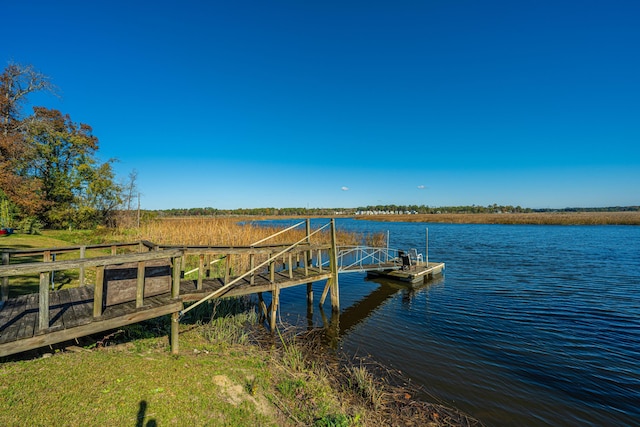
[0,249,183,331]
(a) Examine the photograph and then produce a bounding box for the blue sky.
[3,1,639,209]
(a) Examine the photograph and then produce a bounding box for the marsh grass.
[360,211,640,225]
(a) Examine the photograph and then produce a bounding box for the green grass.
[0,316,367,427]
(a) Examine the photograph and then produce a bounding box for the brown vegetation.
[112,217,386,247]
[357,211,640,226]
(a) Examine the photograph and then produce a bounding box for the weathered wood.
[1,252,9,302]
[329,218,340,312]
[93,266,104,318]
[104,260,170,306]
[307,283,313,305]
[249,254,255,285]
[172,257,181,298]
[38,272,49,331]
[0,249,183,276]
[0,299,183,358]
[136,261,145,308]
[288,253,293,279]
[171,311,180,354]
[270,284,279,332]
[197,254,204,290]
[224,255,231,284]
[79,246,86,286]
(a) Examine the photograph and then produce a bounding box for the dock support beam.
[171,312,179,354]
[329,218,340,312]
[270,284,280,332]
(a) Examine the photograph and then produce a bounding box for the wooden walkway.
[0,266,332,358]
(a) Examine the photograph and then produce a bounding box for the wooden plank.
[136,261,145,308]
[16,294,37,342]
[68,286,93,328]
[38,272,49,331]
[0,249,183,277]
[0,296,25,344]
[47,290,64,331]
[105,260,170,306]
[0,300,183,358]
[94,266,104,318]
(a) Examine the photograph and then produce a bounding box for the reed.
[358,211,640,226]
[110,217,386,279]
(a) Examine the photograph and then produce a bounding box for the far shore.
[354,211,640,226]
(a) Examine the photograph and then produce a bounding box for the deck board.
[0,267,333,357]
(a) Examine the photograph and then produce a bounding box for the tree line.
[154,205,639,217]
[0,63,132,231]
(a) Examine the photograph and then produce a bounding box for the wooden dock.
[365,261,445,284]
[0,220,341,358]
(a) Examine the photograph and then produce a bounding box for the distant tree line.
[154,205,639,217]
[0,63,132,231]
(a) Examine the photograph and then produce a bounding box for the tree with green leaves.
[1,63,124,229]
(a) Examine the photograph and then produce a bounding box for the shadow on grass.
[136,400,157,427]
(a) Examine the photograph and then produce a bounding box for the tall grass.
[114,217,384,246]
[360,211,640,225]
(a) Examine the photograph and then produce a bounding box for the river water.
[255,219,640,426]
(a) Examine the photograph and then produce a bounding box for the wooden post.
[79,246,86,287]
[205,254,211,278]
[172,257,181,298]
[93,266,104,318]
[307,283,313,305]
[171,311,179,354]
[305,219,311,275]
[249,253,255,285]
[136,261,145,308]
[111,245,117,256]
[317,250,322,272]
[270,284,279,332]
[288,253,293,279]
[38,272,50,331]
[269,255,275,283]
[171,255,182,354]
[224,255,231,284]
[319,279,331,307]
[1,252,9,303]
[329,218,340,312]
[257,292,268,321]
[197,254,204,290]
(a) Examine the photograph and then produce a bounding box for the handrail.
[0,241,147,257]
[179,221,331,317]
[0,249,183,276]
[250,220,306,246]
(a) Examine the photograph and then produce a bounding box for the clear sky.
[3,1,639,210]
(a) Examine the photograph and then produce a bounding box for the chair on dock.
[398,251,412,271]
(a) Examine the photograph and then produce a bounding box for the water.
[255,219,640,426]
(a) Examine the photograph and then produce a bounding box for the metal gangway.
[324,246,425,273]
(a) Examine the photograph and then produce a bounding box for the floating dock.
[366,261,445,285]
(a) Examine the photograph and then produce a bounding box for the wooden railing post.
[249,253,255,285]
[197,254,204,290]
[270,284,279,332]
[329,218,340,312]
[1,252,9,303]
[172,256,181,298]
[171,255,182,355]
[136,261,145,308]
[79,246,86,286]
[225,254,232,285]
[93,266,104,318]
[38,271,49,331]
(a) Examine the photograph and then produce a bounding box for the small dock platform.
[366,261,445,285]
